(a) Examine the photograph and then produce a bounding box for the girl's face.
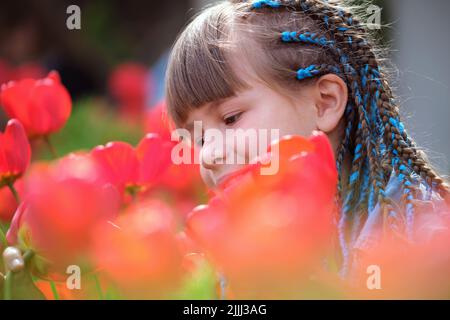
[183,74,348,189]
[185,78,317,189]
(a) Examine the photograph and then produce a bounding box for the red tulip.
[144,101,206,215]
[0,187,17,222]
[0,119,31,187]
[91,134,174,196]
[12,62,46,81]
[0,178,24,222]
[108,63,150,118]
[91,199,183,298]
[144,100,205,200]
[0,71,72,138]
[186,132,338,298]
[136,134,174,185]
[145,101,173,141]
[0,60,45,84]
[156,143,204,203]
[52,152,109,185]
[6,171,120,276]
[0,59,12,85]
[91,141,139,192]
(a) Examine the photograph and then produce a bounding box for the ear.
[313,74,348,133]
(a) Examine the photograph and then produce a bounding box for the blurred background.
[0,0,449,174]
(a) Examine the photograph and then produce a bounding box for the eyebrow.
[183,97,234,131]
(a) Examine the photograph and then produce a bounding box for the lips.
[214,165,256,190]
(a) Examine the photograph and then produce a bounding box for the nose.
[200,137,227,171]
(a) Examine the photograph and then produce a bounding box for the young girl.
[165,0,450,282]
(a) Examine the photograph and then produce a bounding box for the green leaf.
[171,261,217,300]
[36,99,144,160]
[2,269,46,300]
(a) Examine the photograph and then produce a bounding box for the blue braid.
[382,97,416,239]
[336,103,354,194]
[351,158,370,245]
[368,183,376,213]
[298,2,385,275]
[281,30,367,216]
[297,65,320,80]
[399,165,415,239]
[307,37,356,201]
[277,3,420,269]
[323,15,329,28]
[308,43,368,274]
[251,0,281,9]
[296,64,340,80]
[336,50,379,277]
[299,0,309,12]
[343,80,369,193]
[361,64,388,213]
[355,158,370,211]
[281,31,331,46]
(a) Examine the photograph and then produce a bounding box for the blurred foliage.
[35,100,144,161]
[171,261,217,300]
[83,1,131,66]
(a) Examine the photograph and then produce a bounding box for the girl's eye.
[195,136,205,147]
[223,112,242,126]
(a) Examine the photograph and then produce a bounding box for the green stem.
[3,271,12,300]
[23,249,34,263]
[43,135,58,159]
[6,182,20,204]
[93,274,104,300]
[49,280,60,300]
[0,227,7,248]
[2,250,34,300]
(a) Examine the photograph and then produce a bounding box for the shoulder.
[354,171,450,251]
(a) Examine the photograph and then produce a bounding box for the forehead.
[165,3,276,128]
[183,76,288,132]
[181,73,263,127]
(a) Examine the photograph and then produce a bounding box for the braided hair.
[166,0,450,274]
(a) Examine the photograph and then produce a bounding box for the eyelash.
[223,112,242,126]
[195,112,243,147]
[195,136,204,147]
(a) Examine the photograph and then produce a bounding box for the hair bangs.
[165,4,248,127]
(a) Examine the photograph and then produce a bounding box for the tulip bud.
[0,71,72,137]
[0,119,31,187]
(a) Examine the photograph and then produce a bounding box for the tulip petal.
[0,79,35,134]
[30,75,72,135]
[91,141,140,192]
[0,119,31,179]
[0,72,72,137]
[136,133,174,185]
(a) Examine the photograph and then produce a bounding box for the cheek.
[251,100,318,140]
[225,96,318,163]
[288,104,318,137]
